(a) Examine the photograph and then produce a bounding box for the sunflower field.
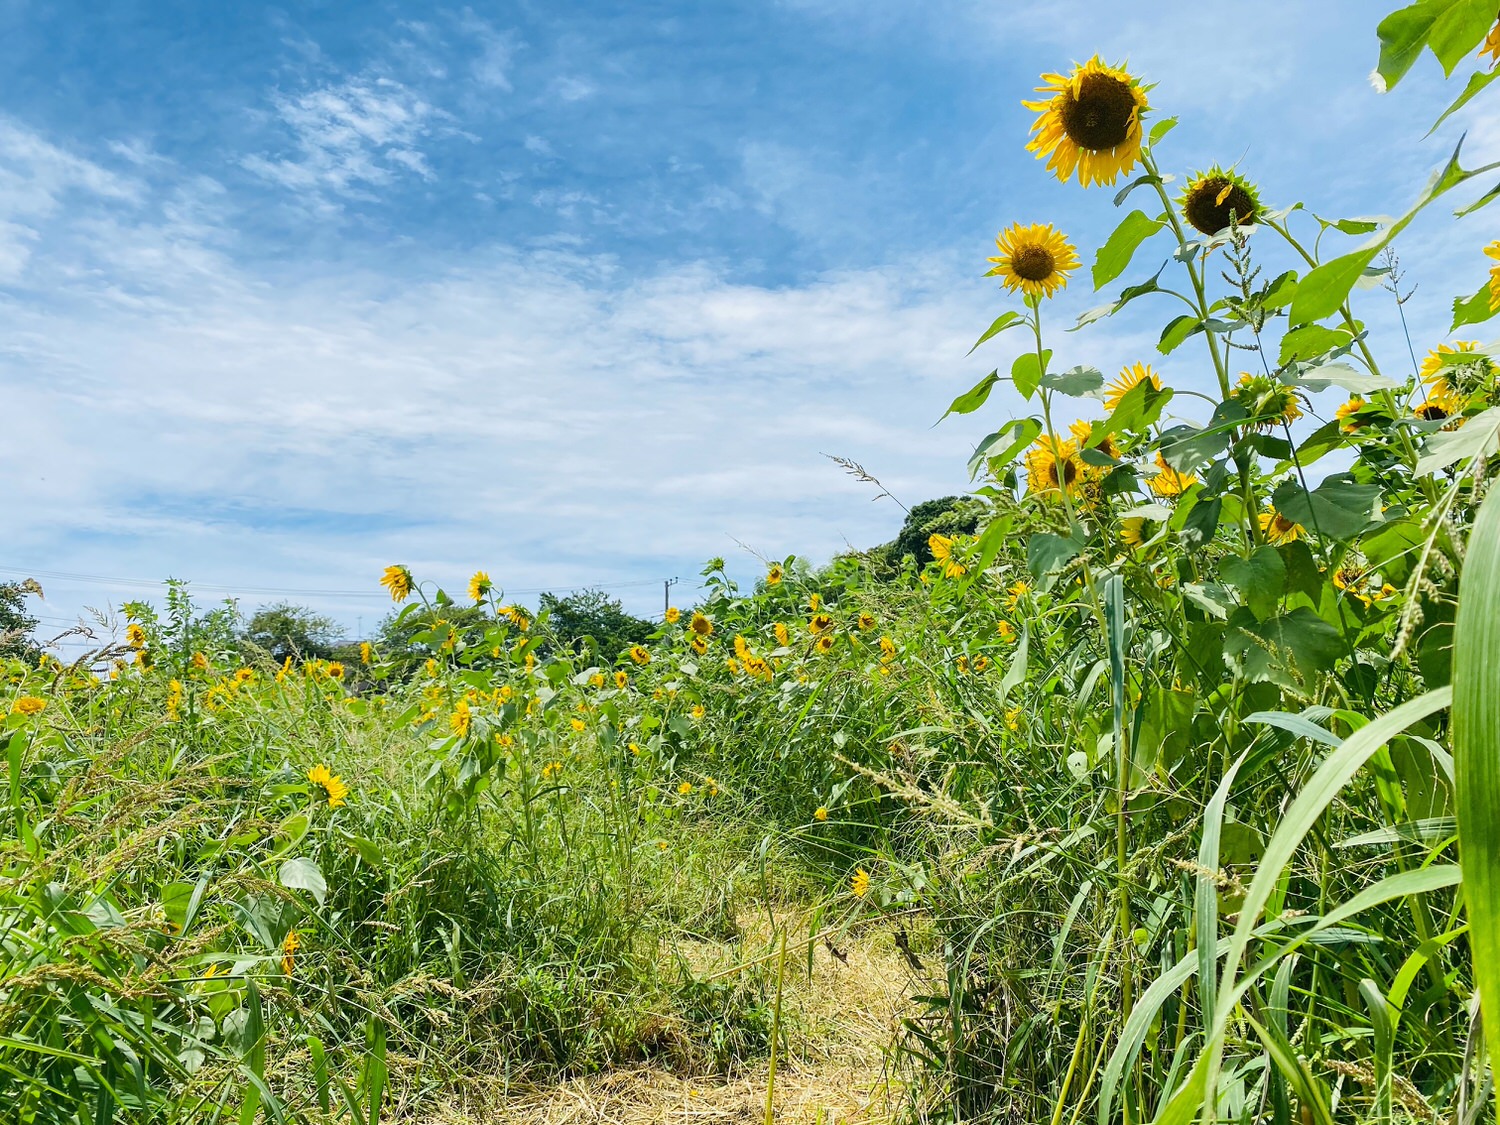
[7,2,1500,1123]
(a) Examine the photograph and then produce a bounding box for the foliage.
[537,588,655,661]
[0,579,41,661]
[241,602,345,665]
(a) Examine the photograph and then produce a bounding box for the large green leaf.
[1454,485,1500,1067]
[1377,0,1496,88]
[967,417,1042,479]
[941,370,999,420]
[1271,475,1383,541]
[1223,606,1343,688]
[1415,407,1500,475]
[1012,349,1052,400]
[1451,278,1500,330]
[1222,547,1287,621]
[1027,530,1086,579]
[967,311,1024,355]
[1093,209,1166,289]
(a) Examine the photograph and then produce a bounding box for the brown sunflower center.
[1272,514,1296,534]
[1417,403,1450,421]
[1059,72,1137,151]
[1184,178,1258,235]
[1011,244,1056,281]
[1059,458,1079,487]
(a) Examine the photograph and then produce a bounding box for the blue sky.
[3,0,1497,648]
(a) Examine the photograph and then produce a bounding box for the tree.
[241,603,343,664]
[0,579,42,661]
[885,495,988,567]
[538,589,653,662]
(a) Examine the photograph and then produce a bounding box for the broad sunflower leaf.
[940,369,999,420]
[1271,475,1383,541]
[1415,406,1500,475]
[1427,0,1499,74]
[1452,279,1500,330]
[1222,547,1287,622]
[1179,494,1223,551]
[967,417,1041,479]
[1377,0,1493,87]
[1011,349,1051,400]
[278,857,328,906]
[1101,378,1173,435]
[1223,606,1343,687]
[1279,324,1352,365]
[1093,209,1167,289]
[1157,314,1202,355]
[1027,530,1086,580]
[967,311,1025,355]
[1290,363,1399,393]
[1040,365,1104,397]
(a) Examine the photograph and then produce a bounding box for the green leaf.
[1279,324,1352,365]
[1416,407,1500,475]
[1149,117,1179,144]
[1290,363,1398,394]
[1222,547,1287,621]
[1027,531,1085,579]
[1040,365,1104,397]
[1158,313,1202,355]
[1101,378,1173,436]
[1074,269,1164,330]
[1454,484,1500,1068]
[1180,495,1223,551]
[1377,0,1451,88]
[1451,278,1500,330]
[1093,209,1166,289]
[967,311,1024,356]
[1012,350,1051,400]
[1271,474,1383,541]
[1223,606,1343,687]
[278,857,328,906]
[968,417,1042,479]
[941,370,999,420]
[1427,65,1500,135]
[1428,0,1499,74]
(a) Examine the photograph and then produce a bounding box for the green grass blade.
[1454,485,1500,1069]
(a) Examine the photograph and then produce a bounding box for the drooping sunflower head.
[808,613,834,635]
[307,764,349,808]
[766,563,783,586]
[689,634,708,655]
[1105,362,1162,412]
[856,612,876,631]
[1419,341,1494,401]
[1259,507,1305,545]
[468,570,492,603]
[380,565,413,602]
[1233,373,1303,430]
[1148,451,1198,499]
[1024,57,1150,187]
[1179,166,1262,236]
[1024,433,1085,497]
[986,223,1080,300]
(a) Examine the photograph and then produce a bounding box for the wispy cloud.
[242,77,443,203]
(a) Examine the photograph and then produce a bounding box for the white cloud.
[550,76,596,103]
[242,77,443,202]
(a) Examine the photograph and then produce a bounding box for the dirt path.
[429,920,915,1124]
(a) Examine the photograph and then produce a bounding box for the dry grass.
[421,916,917,1125]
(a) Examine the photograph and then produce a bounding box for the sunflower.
[1120,516,1156,549]
[1259,507,1305,545]
[1148,451,1198,498]
[1003,581,1028,610]
[1104,362,1162,411]
[1069,419,1121,461]
[1335,397,1366,434]
[1415,387,1468,428]
[1482,16,1500,66]
[774,622,790,647]
[1487,241,1500,311]
[815,634,836,654]
[928,533,969,577]
[307,764,349,808]
[125,623,147,649]
[766,564,783,586]
[1419,341,1494,401]
[1024,57,1150,187]
[856,612,876,631]
[10,695,45,716]
[664,606,680,624]
[1024,433,1086,497]
[1179,166,1262,235]
[878,635,897,662]
[1233,373,1303,429]
[814,806,829,822]
[689,635,708,655]
[360,641,373,665]
[808,594,821,611]
[380,565,413,602]
[986,223,1080,299]
[628,644,652,665]
[450,701,472,738]
[689,611,714,637]
[281,930,300,975]
[615,670,629,688]
[468,570,491,602]
[851,868,871,898]
[809,613,834,634]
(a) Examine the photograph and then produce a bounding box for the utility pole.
[663,577,679,618]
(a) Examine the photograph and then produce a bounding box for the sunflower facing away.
[1483,16,1500,67]
[1104,362,1162,412]
[1259,507,1305,546]
[1420,341,1494,402]
[1233,373,1303,430]
[1024,57,1150,187]
[1179,166,1262,236]
[307,764,349,809]
[1336,397,1367,434]
[380,565,413,602]
[986,223,1080,299]
[1487,241,1500,311]
[1024,433,1085,497]
[1120,516,1157,549]
[468,570,491,602]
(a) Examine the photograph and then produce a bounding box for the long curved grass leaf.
[1454,483,1500,1067]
